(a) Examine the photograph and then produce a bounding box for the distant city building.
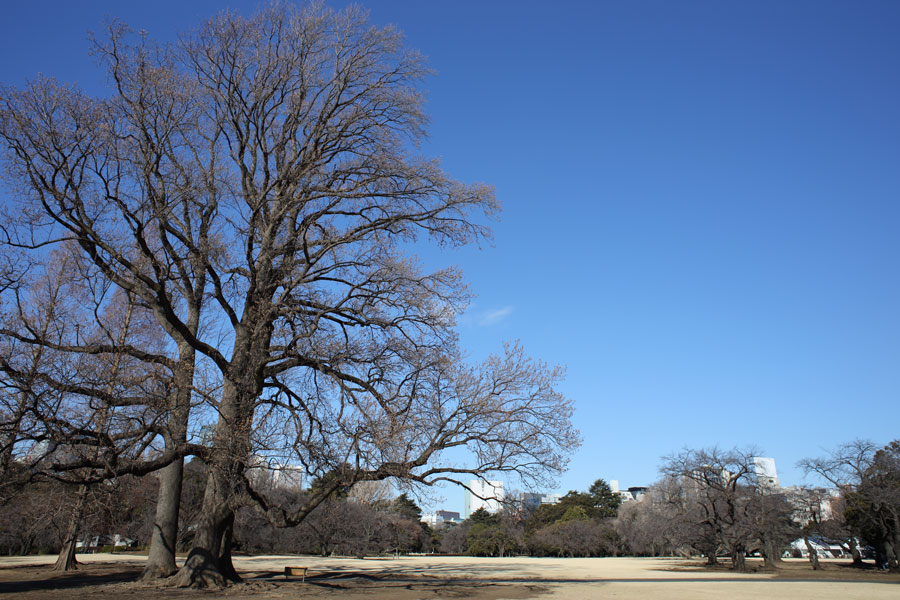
[270,464,304,490]
[753,457,779,489]
[422,510,462,527]
[246,455,271,489]
[782,485,842,523]
[519,492,562,510]
[245,456,304,491]
[23,440,55,466]
[198,424,217,447]
[463,480,504,517]
[627,486,649,501]
[610,480,648,502]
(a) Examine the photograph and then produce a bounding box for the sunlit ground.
[1,553,897,599]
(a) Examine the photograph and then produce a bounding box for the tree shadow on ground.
[0,564,141,595]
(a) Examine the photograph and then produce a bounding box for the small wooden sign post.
[283,566,309,581]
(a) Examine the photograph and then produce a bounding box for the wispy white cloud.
[478,305,514,326]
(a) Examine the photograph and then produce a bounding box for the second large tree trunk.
[170,465,240,588]
[171,370,254,589]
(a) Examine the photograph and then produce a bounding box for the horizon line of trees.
[3,438,895,574]
[618,439,899,572]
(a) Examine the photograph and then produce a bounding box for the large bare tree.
[662,446,761,571]
[0,3,579,588]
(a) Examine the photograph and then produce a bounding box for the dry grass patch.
[0,561,550,600]
[660,557,900,582]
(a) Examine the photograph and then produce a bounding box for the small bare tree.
[0,268,168,570]
[662,447,760,571]
[616,478,697,557]
[800,440,875,567]
[801,440,900,571]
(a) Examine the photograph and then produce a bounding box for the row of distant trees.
[438,480,621,558]
[425,439,900,571]
[619,440,900,572]
[430,439,898,572]
[0,461,431,558]
[4,439,894,572]
[0,471,620,559]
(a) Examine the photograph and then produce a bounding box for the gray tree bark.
[804,536,821,570]
[847,537,863,566]
[173,375,253,588]
[763,535,782,568]
[142,459,185,579]
[731,543,747,572]
[142,338,198,580]
[53,485,88,571]
[171,463,241,587]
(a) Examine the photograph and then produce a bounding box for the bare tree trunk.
[139,215,205,576]
[804,536,821,570]
[706,553,718,565]
[170,465,238,588]
[763,536,782,568]
[19,535,34,556]
[847,537,863,567]
[731,544,748,572]
[53,485,88,571]
[142,341,195,580]
[217,512,240,582]
[886,538,899,572]
[142,459,185,579]
[889,520,900,571]
[172,376,252,589]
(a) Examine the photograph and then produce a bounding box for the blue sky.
[2,1,899,513]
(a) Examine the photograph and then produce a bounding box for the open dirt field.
[0,553,897,599]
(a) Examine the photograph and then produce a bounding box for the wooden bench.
[283,566,309,581]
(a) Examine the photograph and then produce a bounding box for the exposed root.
[171,550,233,589]
[140,562,178,581]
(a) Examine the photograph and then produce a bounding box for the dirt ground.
[0,554,897,599]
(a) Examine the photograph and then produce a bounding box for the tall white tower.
[753,457,779,489]
[463,480,504,518]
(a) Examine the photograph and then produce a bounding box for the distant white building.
[422,510,462,527]
[783,485,842,523]
[610,480,648,502]
[464,480,504,517]
[271,464,304,490]
[753,457,779,489]
[520,492,562,510]
[246,457,304,491]
[788,536,851,559]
